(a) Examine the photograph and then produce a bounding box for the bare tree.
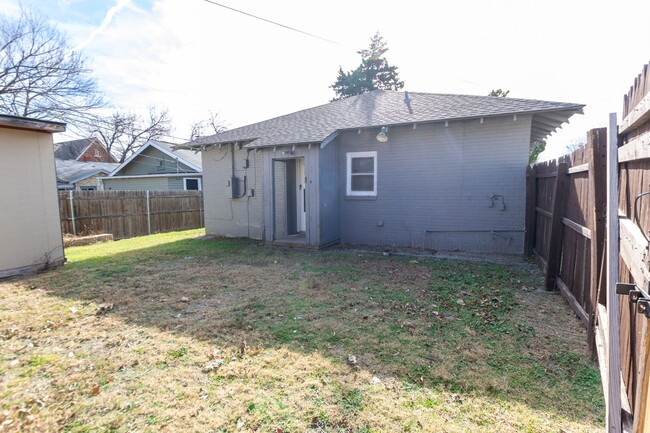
[0,8,103,124]
[189,111,228,141]
[92,107,172,163]
[565,139,586,155]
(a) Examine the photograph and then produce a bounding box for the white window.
[346,151,377,196]
[184,178,202,191]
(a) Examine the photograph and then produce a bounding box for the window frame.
[346,151,377,197]
[183,177,202,191]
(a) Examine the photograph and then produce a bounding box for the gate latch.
[616,282,650,319]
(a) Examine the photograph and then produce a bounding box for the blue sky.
[3,0,650,158]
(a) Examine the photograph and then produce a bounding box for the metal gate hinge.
[616,282,650,319]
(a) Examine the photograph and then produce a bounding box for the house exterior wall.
[319,139,341,246]
[117,147,195,176]
[101,175,202,191]
[336,115,532,254]
[79,140,116,163]
[202,145,264,239]
[0,128,64,277]
[75,173,108,190]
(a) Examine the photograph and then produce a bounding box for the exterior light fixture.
[376,126,388,143]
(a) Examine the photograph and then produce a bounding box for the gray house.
[182,91,582,253]
[101,140,202,191]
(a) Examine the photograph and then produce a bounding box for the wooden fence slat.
[58,190,204,240]
[545,162,568,290]
[632,323,649,432]
[536,171,559,178]
[588,127,608,355]
[618,131,650,163]
[535,207,553,218]
[557,277,589,327]
[524,165,536,257]
[619,217,650,289]
[562,217,592,239]
[620,93,650,135]
[567,163,590,174]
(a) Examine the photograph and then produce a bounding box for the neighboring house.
[0,114,66,278]
[182,90,583,253]
[56,159,119,190]
[101,140,202,191]
[54,137,117,163]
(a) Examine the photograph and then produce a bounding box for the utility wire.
[202,0,340,45]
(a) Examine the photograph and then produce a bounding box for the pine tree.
[330,32,404,100]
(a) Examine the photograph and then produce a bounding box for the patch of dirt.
[331,244,532,267]
[513,287,590,355]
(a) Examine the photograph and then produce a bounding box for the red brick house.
[54,137,116,163]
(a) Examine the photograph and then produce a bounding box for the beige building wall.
[0,128,64,277]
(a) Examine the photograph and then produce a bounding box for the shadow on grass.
[29,234,603,429]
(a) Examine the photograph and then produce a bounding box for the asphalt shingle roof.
[55,159,119,184]
[54,138,96,160]
[190,90,584,149]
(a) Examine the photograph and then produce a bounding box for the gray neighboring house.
[56,159,119,190]
[101,140,202,191]
[181,90,583,253]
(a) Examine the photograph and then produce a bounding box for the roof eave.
[0,115,66,133]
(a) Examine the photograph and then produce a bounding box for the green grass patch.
[0,229,604,432]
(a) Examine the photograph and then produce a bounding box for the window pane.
[185,179,199,190]
[351,174,374,191]
[351,157,374,174]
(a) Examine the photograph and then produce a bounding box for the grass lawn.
[0,229,603,432]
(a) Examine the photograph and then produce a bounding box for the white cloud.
[34,0,650,146]
[0,0,21,17]
[73,0,132,51]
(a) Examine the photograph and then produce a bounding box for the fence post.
[605,113,621,433]
[544,162,568,290]
[587,127,608,354]
[199,191,204,228]
[69,190,76,236]
[524,165,536,256]
[146,190,152,235]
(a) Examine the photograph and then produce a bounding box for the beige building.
[0,115,66,278]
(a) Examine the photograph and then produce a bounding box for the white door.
[296,158,306,232]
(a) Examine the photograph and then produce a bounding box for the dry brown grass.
[0,229,604,432]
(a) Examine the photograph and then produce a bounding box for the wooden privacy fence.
[526,61,650,432]
[59,190,204,240]
[525,129,607,339]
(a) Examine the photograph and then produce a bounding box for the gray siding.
[318,139,340,246]
[202,145,264,239]
[337,115,531,254]
[103,176,171,191]
[117,147,196,176]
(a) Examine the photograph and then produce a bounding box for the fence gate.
[525,60,650,432]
